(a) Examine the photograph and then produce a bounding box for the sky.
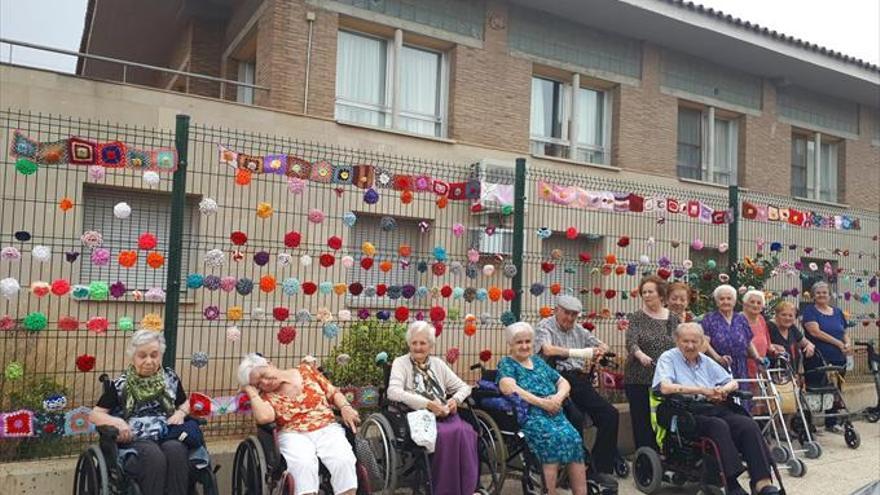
[0,0,878,73]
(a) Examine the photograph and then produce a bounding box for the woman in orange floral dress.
[238,354,360,495]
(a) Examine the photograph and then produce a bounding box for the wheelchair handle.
[96,424,120,440]
[470,362,484,371]
[729,389,753,401]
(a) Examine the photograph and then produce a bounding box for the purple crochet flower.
[253,251,270,266]
[657,256,672,268]
[145,287,166,302]
[376,310,390,321]
[203,305,220,321]
[91,248,111,266]
[401,284,416,299]
[357,308,370,320]
[203,275,221,291]
[109,281,127,299]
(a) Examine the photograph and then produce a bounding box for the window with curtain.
[790,133,839,202]
[335,29,446,138]
[677,105,738,185]
[530,77,611,164]
[236,60,255,104]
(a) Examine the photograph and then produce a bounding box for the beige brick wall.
[741,81,792,197]
[615,44,677,175]
[843,108,880,210]
[448,1,531,151]
[189,19,226,98]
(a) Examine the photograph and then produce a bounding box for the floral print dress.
[262,364,337,433]
[701,311,753,387]
[496,355,584,464]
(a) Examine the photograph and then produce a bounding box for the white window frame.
[529,75,612,165]
[793,131,839,202]
[677,104,739,186]
[335,29,448,138]
[236,60,255,105]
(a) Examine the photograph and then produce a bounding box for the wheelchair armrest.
[807,365,846,374]
[729,390,753,401]
[661,393,706,403]
[96,424,120,440]
[256,422,277,434]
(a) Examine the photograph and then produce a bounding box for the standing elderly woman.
[701,285,764,386]
[768,301,816,370]
[802,281,851,432]
[742,290,772,380]
[625,275,679,451]
[497,322,587,495]
[666,282,694,323]
[387,321,478,494]
[89,330,195,495]
[238,353,360,495]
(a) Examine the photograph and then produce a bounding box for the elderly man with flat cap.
[535,294,620,492]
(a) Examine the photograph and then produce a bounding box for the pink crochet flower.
[80,231,103,249]
[87,317,109,334]
[219,276,237,292]
[308,208,325,224]
[91,248,111,266]
[445,347,460,364]
[288,177,306,194]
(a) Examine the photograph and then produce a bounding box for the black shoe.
[588,471,618,490]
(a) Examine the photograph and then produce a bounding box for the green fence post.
[510,157,527,321]
[728,184,739,288]
[163,114,190,369]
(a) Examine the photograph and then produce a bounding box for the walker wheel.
[844,427,861,449]
[866,411,880,423]
[804,441,822,459]
[786,458,806,478]
[770,445,791,463]
[614,457,630,478]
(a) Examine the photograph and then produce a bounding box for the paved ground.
[499,421,880,495]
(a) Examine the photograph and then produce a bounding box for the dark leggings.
[124,440,189,495]
[625,384,658,451]
[562,371,620,474]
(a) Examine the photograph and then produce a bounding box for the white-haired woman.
[497,322,587,495]
[89,330,196,495]
[238,353,360,495]
[742,290,772,381]
[802,281,851,432]
[387,321,478,494]
[701,285,764,386]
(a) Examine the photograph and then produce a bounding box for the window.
[677,105,738,185]
[346,215,425,308]
[791,132,839,202]
[335,30,446,138]
[236,60,255,104]
[530,76,611,164]
[80,185,199,294]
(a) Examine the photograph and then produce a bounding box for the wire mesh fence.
[0,108,877,461]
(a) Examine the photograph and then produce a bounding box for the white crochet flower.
[0,277,21,299]
[32,245,52,262]
[204,249,225,268]
[113,202,132,219]
[198,198,218,215]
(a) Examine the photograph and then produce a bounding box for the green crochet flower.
[23,311,48,332]
[88,281,109,301]
[4,361,24,380]
[118,317,134,332]
[15,158,38,176]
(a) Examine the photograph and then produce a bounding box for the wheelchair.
[633,391,787,495]
[73,374,220,495]
[231,419,372,495]
[356,362,508,495]
[469,364,603,495]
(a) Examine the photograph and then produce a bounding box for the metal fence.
[0,109,877,460]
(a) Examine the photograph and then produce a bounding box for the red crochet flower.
[578,252,592,263]
[327,236,342,250]
[541,262,555,273]
[237,393,252,413]
[429,306,446,322]
[583,321,596,331]
[189,392,212,417]
[0,315,14,331]
[433,321,443,336]
[58,316,79,331]
[284,231,301,248]
[550,283,562,295]
[479,350,493,363]
[502,289,516,301]
[592,287,602,295]
[277,326,297,345]
[87,317,109,334]
[657,268,672,280]
[617,236,630,248]
[566,227,578,239]
[376,284,387,297]
[605,289,616,299]
[51,279,71,296]
[394,306,409,322]
[440,285,453,298]
[302,282,317,295]
[273,307,290,321]
[138,232,157,250]
[432,262,446,276]
[76,354,96,372]
[360,257,374,270]
[348,282,363,296]
[319,253,335,268]
[230,231,248,246]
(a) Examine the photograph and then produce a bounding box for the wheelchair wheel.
[866,411,880,423]
[613,455,630,478]
[633,447,663,494]
[191,465,220,495]
[357,413,399,495]
[844,426,861,449]
[804,441,822,459]
[473,409,507,495]
[232,436,269,495]
[74,445,110,495]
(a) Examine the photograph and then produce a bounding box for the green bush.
[5,375,68,410]
[323,319,408,387]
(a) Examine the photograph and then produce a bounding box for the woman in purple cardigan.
[701,285,764,386]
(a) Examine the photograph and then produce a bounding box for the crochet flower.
[219,276,236,292]
[141,313,163,331]
[146,252,165,269]
[109,281,127,299]
[204,249,224,268]
[273,307,290,321]
[191,352,209,368]
[0,314,15,331]
[363,188,379,204]
[199,197,218,215]
[253,251,270,266]
[236,278,254,295]
[343,211,357,227]
[118,317,134,332]
[226,325,241,342]
[357,309,370,320]
[5,362,24,380]
[308,209,325,223]
[88,165,105,181]
[75,354,96,372]
[1,246,21,261]
[88,281,109,301]
[187,274,204,289]
[143,170,160,186]
[118,250,137,268]
[277,326,296,345]
[380,216,397,232]
[256,202,273,219]
[296,309,313,322]
[58,316,79,331]
[138,232,157,250]
[113,202,132,219]
[145,287,166,302]
[71,284,89,300]
[230,231,248,246]
[479,350,492,363]
[32,245,51,262]
[322,323,339,339]
[252,307,266,320]
[91,248,111,266]
[260,275,277,293]
[288,177,306,194]
[87,317,109,334]
[227,306,244,321]
[319,281,333,295]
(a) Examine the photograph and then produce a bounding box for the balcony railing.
[0,38,269,103]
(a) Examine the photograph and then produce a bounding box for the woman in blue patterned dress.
[701,285,764,389]
[496,322,587,495]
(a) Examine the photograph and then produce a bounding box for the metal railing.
[0,38,269,102]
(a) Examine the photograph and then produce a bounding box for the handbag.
[406,409,438,453]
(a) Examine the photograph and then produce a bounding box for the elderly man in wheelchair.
[237,353,362,495]
[634,322,782,495]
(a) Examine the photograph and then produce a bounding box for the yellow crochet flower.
[256,202,273,219]
[361,242,376,257]
[227,306,244,321]
[141,313,164,331]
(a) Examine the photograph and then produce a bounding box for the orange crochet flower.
[550,283,562,295]
[398,244,412,257]
[464,322,477,336]
[260,275,277,293]
[488,286,502,302]
[227,306,244,321]
[235,169,251,186]
[118,250,137,268]
[604,254,617,265]
[615,265,626,275]
[379,260,393,272]
[146,252,165,269]
[539,306,553,318]
[436,196,448,209]
[401,190,414,204]
[59,198,74,212]
[333,283,347,296]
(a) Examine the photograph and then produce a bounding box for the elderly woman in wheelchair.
[238,353,361,495]
[82,329,217,495]
[635,322,782,495]
[386,321,479,494]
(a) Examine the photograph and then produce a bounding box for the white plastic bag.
[406,409,438,453]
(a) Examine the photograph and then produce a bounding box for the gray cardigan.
[386,355,471,410]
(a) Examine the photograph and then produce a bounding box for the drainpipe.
[303,11,316,114]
